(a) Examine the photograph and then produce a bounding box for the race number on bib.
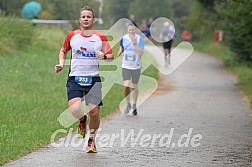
[75,76,92,86]
[125,53,136,61]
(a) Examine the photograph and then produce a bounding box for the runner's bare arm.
[105,53,113,59]
[55,47,67,73]
[117,46,124,57]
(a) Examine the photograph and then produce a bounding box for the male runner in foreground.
[55,6,113,153]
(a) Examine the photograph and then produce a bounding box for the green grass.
[0,16,34,54]
[0,26,68,165]
[0,26,158,165]
[193,41,252,107]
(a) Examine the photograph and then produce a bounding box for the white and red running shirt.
[62,29,112,76]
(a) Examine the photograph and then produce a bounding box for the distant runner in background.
[117,23,144,116]
[160,22,174,67]
[182,29,192,42]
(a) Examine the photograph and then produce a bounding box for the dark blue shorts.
[66,76,102,106]
[163,40,173,50]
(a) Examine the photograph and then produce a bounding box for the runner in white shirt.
[117,23,144,115]
[55,6,113,153]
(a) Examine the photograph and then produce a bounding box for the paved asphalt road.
[3,46,252,167]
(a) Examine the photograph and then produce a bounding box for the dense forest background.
[0,0,251,62]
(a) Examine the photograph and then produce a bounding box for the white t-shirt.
[62,30,112,76]
[120,34,144,70]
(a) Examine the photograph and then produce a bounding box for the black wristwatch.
[103,54,107,60]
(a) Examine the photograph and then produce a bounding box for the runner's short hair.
[80,6,95,18]
[128,22,137,27]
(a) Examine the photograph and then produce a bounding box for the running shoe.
[123,103,131,114]
[87,140,97,153]
[77,114,88,138]
[132,104,137,115]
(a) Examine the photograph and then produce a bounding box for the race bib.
[125,53,136,61]
[75,76,92,86]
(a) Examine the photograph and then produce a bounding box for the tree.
[215,0,252,62]
[128,0,173,21]
[186,0,218,40]
[102,0,132,27]
[172,0,192,19]
[0,0,30,16]
[197,0,216,11]
[50,0,99,20]
[171,0,194,34]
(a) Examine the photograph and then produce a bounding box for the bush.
[0,14,34,54]
[215,0,252,63]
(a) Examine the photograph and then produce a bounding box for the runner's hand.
[131,37,137,45]
[55,64,63,73]
[96,51,105,60]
